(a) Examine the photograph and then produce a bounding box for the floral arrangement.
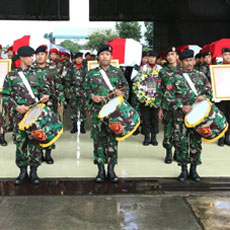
[133,67,160,107]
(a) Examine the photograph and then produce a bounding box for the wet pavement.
[0,193,230,230]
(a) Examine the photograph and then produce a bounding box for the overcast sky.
[0,0,145,47]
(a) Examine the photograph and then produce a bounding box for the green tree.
[44,32,53,40]
[115,22,142,42]
[60,40,81,53]
[144,22,154,48]
[87,29,118,51]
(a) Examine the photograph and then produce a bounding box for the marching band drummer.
[2,46,50,185]
[83,44,129,183]
[165,49,212,182]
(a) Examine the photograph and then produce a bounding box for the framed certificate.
[87,59,120,71]
[210,64,230,101]
[0,59,12,92]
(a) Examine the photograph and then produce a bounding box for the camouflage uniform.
[165,68,212,166]
[0,94,8,134]
[155,65,178,150]
[199,64,211,81]
[83,65,129,164]
[2,67,48,168]
[65,64,87,123]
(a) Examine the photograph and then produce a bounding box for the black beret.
[97,44,113,56]
[202,51,212,58]
[148,50,157,57]
[142,51,148,57]
[195,53,201,59]
[222,47,230,54]
[35,45,48,54]
[84,52,91,57]
[18,46,34,57]
[179,49,194,60]
[74,52,83,58]
[166,46,177,55]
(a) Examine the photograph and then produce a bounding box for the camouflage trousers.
[13,128,42,168]
[173,118,202,166]
[91,116,118,165]
[0,96,8,134]
[70,97,87,123]
[162,110,174,150]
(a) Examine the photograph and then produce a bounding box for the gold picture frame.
[210,65,230,101]
[0,59,12,92]
[87,59,120,71]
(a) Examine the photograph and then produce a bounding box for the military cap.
[195,53,201,59]
[97,44,113,56]
[179,49,194,60]
[17,46,34,57]
[166,46,177,55]
[49,48,59,54]
[142,51,149,57]
[85,52,91,57]
[0,44,2,49]
[7,46,13,52]
[74,52,83,59]
[35,45,48,54]
[202,51,212,58]
[148,50,158,57]
[222,47,230,54]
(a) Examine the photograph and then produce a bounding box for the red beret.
[0,45,2,49]
[7,46,13,52]
[49,48,59,54]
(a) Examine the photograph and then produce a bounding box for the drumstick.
[105,87,125,99]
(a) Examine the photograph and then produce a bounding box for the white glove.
[212,98,221,103]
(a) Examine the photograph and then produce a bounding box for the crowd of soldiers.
[0,42,229,185]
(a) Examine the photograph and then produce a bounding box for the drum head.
[186,100,210,125]
[23,104,43,126]
[99,96,123,118]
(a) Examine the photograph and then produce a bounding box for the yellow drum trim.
[18,103,45,131]
[202,122,229,143]
[116,121,140,141]
[40,127,64,148]
[184,99,212,128]
[98,95,124,119]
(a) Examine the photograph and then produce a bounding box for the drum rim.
[18,103,45,131]
[98,95,124,119]
[184,99,212,128]
[202,122,229,143]
[40,127,64,148]
[116,120,140,141]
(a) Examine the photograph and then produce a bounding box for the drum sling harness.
[183,73,198,96]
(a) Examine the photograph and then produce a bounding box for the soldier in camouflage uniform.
[155,47,179,164]
[216,48,230,147]
[83,44,129,183]
[194,53,201,71]
[2,46,50,185]
[65,52,87,134]
[0,94,8,146]
[33,45,66,164]
[199,51,212,81]
[165,49,212,182]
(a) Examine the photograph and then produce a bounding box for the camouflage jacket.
[165,68,212,120]
[2,66,48,123]
[83,65,129,117]
[154,65,178,110]
[65,64,87,100]
[32,62,66,106]
[199,65,211,81]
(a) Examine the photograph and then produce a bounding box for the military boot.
[224,132,230,146]
[14,167,28,185]
[80,121,86,134]
[189,163,201,182]
[164,148,172,164]
[0,134,7,146]
[133,128,139,136]
[29,166,40,185]
[70,122,78,134]
[45,149,54,164]
[151,133,158,146]
[143,134,151,146]
[107,163,119,183]
[95,164,106,183]
[218,137,225,147]
[178,165,188,182]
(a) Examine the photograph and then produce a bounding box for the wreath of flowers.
[133,67,160,107]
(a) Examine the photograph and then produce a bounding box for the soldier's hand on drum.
[16,105,29,114]
[158,108,164,120]
[114,89,123,96]
[195,96,205,103]
[40,95,49,103]
[182,105,193,114]
[91,95,105,103]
